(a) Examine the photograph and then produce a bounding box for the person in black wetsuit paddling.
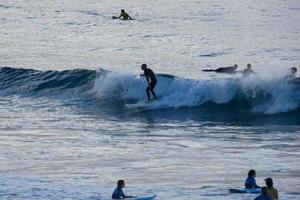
[203,64,238,74]
[141,64,157,101]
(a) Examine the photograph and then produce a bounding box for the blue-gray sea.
[0,0,300,199]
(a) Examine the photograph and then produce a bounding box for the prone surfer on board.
[141,64,157,101]
[203,64,238,74]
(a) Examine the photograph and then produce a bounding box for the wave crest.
[92,71,300,114]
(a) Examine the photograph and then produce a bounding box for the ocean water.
[0,0,300,200]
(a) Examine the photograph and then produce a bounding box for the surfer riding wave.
[141,64,157,101]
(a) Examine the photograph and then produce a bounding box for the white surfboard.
[129,194,157,200]
[229,188,260,194]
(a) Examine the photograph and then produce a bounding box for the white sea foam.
[92,71,300,113]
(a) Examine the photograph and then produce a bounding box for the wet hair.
[265,177,273,189]
[117,180,125,187]
[261,186,268,195]
[121,9,125,12]
[291,67,297,73]
[141,64,147,69]
[248,169,256,177]
[247,63,251,68]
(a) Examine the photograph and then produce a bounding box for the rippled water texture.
[0,0,300,199]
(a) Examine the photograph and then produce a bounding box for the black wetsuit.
[215,66,237,73]
[203,66,237,73]
[144,68,157,100]
[119,12,131,20]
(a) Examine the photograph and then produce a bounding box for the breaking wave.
[1,66,300,114]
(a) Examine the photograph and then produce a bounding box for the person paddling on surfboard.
[141,64,157,101]
[113,9,132,20]
[203,64,238,74]
[112,180,135,199]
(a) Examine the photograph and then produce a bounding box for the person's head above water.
[261,186,268,196]
[117,180,125,188]
[233,64,238,69]
[247,63,251,69]
[248,169,256,177]
[265,177,273,188]
[141,64,147,70]
[291,67,297,73]
[121,9,125,13]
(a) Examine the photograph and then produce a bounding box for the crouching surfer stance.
[141,64,157,101]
